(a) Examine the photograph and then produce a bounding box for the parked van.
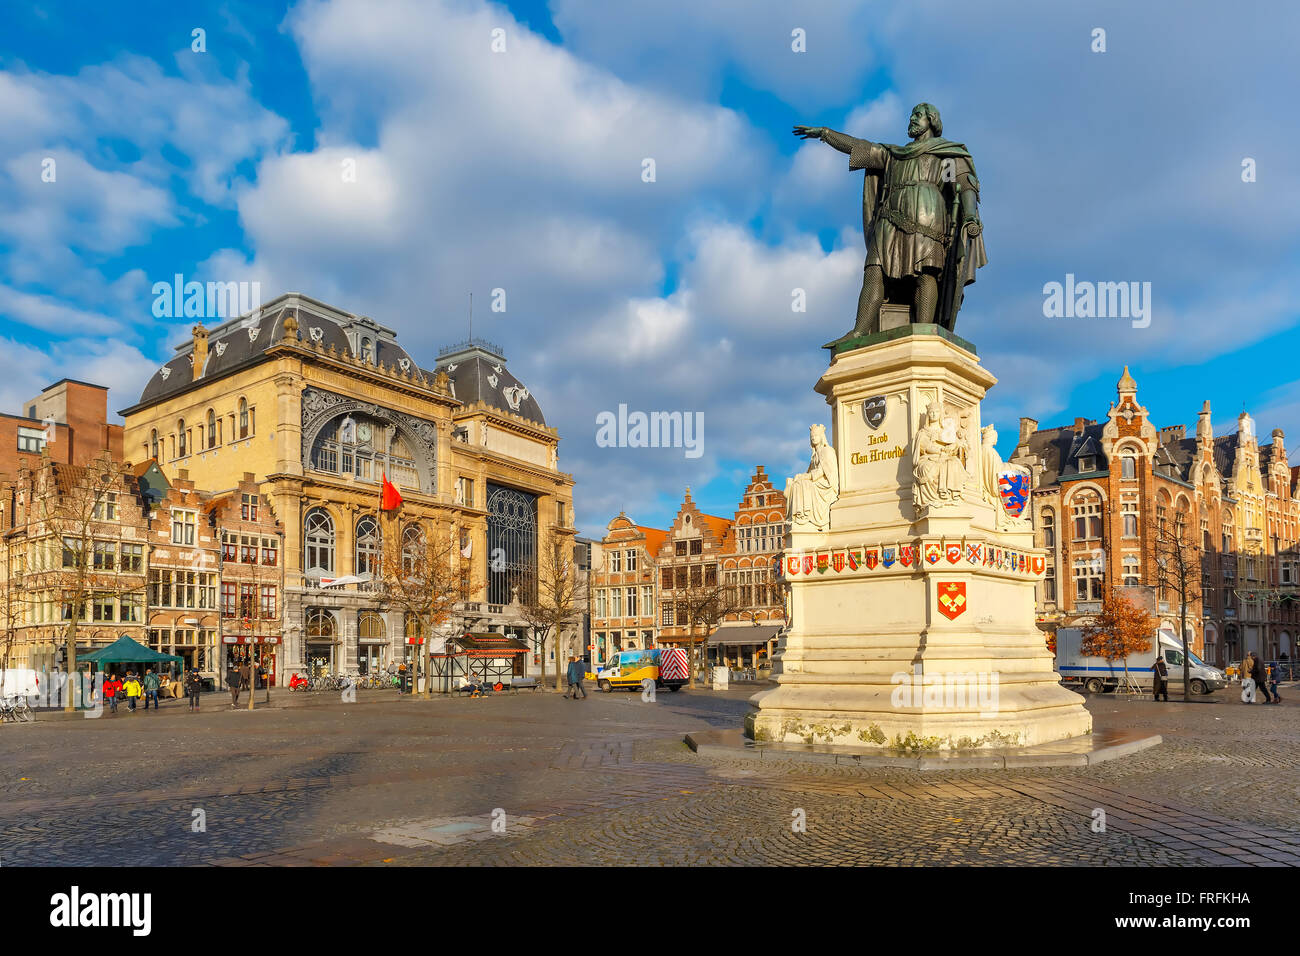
[1056,628,1227,696]
[589,647,689,693]
[0,668,40,700]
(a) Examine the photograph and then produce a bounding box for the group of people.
[100,669,155,713]
[1151,651,1283,704]
[1241,652,1281,705]
[99,666,206,713]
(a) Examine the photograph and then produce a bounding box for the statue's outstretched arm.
[792,125,864,156]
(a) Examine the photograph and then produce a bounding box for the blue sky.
[2,0,1298,538]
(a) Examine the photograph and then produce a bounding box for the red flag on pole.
[380,472,403,511]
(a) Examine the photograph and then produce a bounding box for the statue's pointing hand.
[793,125,824,140]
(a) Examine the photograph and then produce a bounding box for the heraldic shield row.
[781,539,1046,579]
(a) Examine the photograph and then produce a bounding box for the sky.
[2,0,1298,540]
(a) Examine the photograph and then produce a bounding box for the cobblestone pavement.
[1,685,1297,866]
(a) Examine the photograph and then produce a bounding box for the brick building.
[1,454,149,672]
[713,466,787,672]
[589,515,664,662]
[0,379,124,482]
[206,473,285,684]
[1011,367,1300,666]
[653,488,732,661]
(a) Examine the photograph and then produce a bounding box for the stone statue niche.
[785,423,840,532]
[911,401,966,517]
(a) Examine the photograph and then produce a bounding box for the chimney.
[1073,417,1091,434]
[1159,424,1186,444]
[191,324,209,382]
[1018,417,1038,445]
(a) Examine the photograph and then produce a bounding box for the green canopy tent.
[80,635,184,673]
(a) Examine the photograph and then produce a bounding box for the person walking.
[1250,653,1274,704]
[123,671,143,712]
[184,667,202,712]
[102,672,122,715]
[142,667,161,711]
[1151,653,1169,702]
[565,656,587,700]
[226,659,242,708]
[239,659,252,700]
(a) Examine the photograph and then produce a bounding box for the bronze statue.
[794,103,986,347]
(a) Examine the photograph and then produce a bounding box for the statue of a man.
[912,402,966,514]
[794,103,987,346]
[785,424,839,532]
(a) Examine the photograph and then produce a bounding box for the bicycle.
[0,696,32,723]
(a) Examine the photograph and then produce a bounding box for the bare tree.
[676,575,744,689]
[1152,512,1204,701]
[8,451,132,710]
[516,529,586,691]
[376,514,472,698]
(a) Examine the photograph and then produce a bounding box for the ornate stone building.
[1011,367,1299,666]
[119,292,576,684]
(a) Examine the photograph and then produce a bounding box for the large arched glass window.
[177,419,187,457]
[238,399,250,439]
[304,508,335,574]
[207,409,217,448]
[306,608,336,639]
[355,516,381,576]
[358,611,385,641]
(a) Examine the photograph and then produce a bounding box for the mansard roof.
[131,293,425,411]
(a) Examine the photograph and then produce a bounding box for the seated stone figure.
[785,424,839,532]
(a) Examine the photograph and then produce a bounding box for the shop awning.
[708,623,783,647]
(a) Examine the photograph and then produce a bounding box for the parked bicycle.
[0,695,32,722]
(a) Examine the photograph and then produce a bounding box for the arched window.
[238,399,250,439]
[1071,492,1101,541]
[403,613,422,641]
[358,611,386,641]
[355,516,381,576]
[1121,453,1137,480]
[177,419,187,457]
[361,338,374,363]
[304,508,335,574]
[207,409,216,448]
[149,429,159,460]
[401,524,425,575]
[306,608,335,638]
[1041,508,1055,547]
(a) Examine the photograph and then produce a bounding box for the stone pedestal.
[748,328,1091,750]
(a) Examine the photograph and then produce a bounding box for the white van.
[1056,629,1227,696]
[1,668,41,700]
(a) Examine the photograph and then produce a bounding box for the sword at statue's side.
[936,183,967,332]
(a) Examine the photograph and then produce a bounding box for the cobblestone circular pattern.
[385,786,1198,867]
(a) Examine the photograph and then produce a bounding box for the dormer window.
[361,337,374,363]
[1078,456,1096,473]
